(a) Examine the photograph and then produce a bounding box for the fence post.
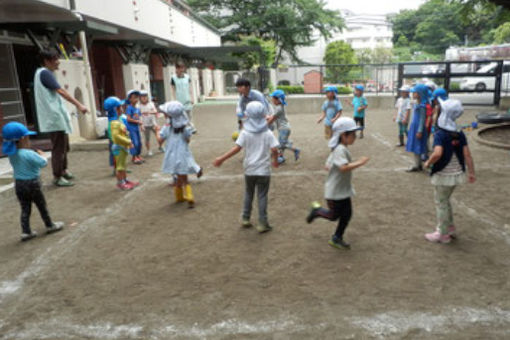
[397,63,403,99]
[375,66,379,95]
[494,60,503,106]
[320,65,324,94]
[444,62,451,92]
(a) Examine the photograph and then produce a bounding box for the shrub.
[276,85,304,94]
[449,82,460,91]
[337,86,353,94]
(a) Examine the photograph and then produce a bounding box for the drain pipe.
[71,1,98,139]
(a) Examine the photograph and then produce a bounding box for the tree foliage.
[323,40,358,82]
[187,0,344,66]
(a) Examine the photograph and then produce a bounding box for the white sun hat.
[437,98,464,132]
[328,117,363,149]
[159,101,188,129]
[243,101,268,133]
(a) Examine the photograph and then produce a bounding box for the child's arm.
[416,107,426,138]
[463,145,476,183]
[317,111,326,124]
[267,114,277,125]
[339,156,370,172]
[424,145,443,168]
[331,110,342,123]
[32,149,48,168]
[271,147,279,168]
[403,109,411,124]
[213,145,242,167]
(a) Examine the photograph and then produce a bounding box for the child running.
[213,101,279,233]
[351,85,368,138]
[2,122,64,241]
[125,89,144,164]
[306,117,369,249]
[317,86,342,140]
[423,98,475,243]
[107,96,139,191]
[268,89,300,164]
[406,84,430,172]
[157,101,202,209]
[393,85,412,147]
[139,90,160,156]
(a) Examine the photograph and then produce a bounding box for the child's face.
[354,89,362,97]
[129,94,139,105]
[176,65,186,76]
[412,92,419,100]
[18,136,31,149]
[115,106,121,115]
[237,85,250,97]
[271,97,280,105]
[401,91,409,98]
[140,95,148,104]
[341,131,356,145]
[326,91,335,100]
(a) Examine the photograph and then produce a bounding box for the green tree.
[187,0,344,65]
[323,40,357,82]
[491,22,510,43]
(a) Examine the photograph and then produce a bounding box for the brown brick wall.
[304,71,323,94]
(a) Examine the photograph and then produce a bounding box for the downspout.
[71,0,98,139]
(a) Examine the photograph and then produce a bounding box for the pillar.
[213,69,225,97]
[162,64,176,101]
[122,63,151,98]
[202,68,213,98]
[189,67,200,103]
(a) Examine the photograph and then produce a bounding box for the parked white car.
[459,61,510,91]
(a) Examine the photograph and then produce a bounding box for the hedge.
[276,85,304,94]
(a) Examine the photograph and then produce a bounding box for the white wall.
[189,67,200,102]
[212,69,224,97]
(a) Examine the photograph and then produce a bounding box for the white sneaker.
[147,151,153,156]
[46,222,64,234]
[21,231,38,242]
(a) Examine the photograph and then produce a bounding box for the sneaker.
[294,149,301,161]
[277,156,286,164]
[241,219,253,228]
[117,182,133,191]
[197,167,203,179]
[328,237,351,250]
[425,230,451,244]
[54,177,74,187]
[46,222,64,234]
[306,201,322,224]
[21,231,38,242]
[159,146,165,153]
[406,166,423,172]
[256,224,272,233]
[448,225,457,238]
[126,180,140,188]
[191,128,198,135]
[62,171,75,180]
[147,150,153,157]
[132,158,143,165]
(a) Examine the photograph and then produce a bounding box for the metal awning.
[0,0,77,23]
[0,21,118,37]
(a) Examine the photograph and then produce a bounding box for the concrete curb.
[474,123,510,150]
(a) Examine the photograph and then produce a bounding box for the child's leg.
[324,125,332,140]
[31,180,53,228]
[15,180,33,234]
[255,176,270,226]
[434,185,456,235]
[414,153,422,168]
[333,198,352,240]
[313,200,342,221]
[242,175,257,221]
[144,127,151,152]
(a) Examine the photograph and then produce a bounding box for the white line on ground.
[370,132,415,165]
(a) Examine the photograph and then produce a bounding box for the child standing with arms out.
[423,98,475,243]
[214,101,279,233]
[157,101,202,209]
[406,84,430,172]
[306,117,368,249]
[125,90,144,164]
[318,86,342,140]
[106,96,139,191]
[268,89,301,164]
[139,90,160,156]
[351,85,368,138]
[393,85,412,147]
[2,122,64,241]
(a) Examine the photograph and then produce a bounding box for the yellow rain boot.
[174,186,185,203]
[183,184,194,208]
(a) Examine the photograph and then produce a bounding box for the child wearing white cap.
[306,117,369,249]
[157,101,202,208]
[423,98,476,244]
[138,90,160,156]
[394,85,412,147]
[214,101,280,233]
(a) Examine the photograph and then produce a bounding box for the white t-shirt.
[324,144,354,200]
[395,97,412,123]
[236,129,279,176]
[139,102,157,127]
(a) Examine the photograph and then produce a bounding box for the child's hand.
[129,143,134,149]
[416,132,422,139]
[317,117,324,124]
[272,160,279,168]
[359,156,370,166]
[468,173,476,183]
[36,149,45,156]
[213,158,223,167]
[141,126,145,132]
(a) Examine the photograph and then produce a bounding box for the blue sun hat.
[103,96,123,121]
[410,83,431,105]
[159,101,188,129]
[1,122,37,156]
[355,84,365,92]
[243,101,268,133]
[324,86,339,94]
[269,89,287,106]
[432,87,448,101]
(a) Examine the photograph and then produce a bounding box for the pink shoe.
[425,231,451,244]
[117,182,133,191]
[448,225,457,238]
[126,180,139,188]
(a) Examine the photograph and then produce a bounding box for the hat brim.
[327,126,363,148]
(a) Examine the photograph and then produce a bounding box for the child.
[317,86,342,140]
[157,101,202,209]
[431,87,448,127]
[393,85,412,147]
[213,101,279,233]
[139,90,160,156]
[268,89,301,164]
[351,85,368,138]
[107,96,139,191]
[423,98,475,243]
[2,122,64,241]
[125,89,144,164]
[405,84,430,172]
[306,117,368,249]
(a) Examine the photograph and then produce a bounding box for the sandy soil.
[0,104,509,340]
[479,124,510,145]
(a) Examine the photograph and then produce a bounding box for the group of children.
[3,76,475,248]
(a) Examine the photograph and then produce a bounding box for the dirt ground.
[0,103,509,340]
[479,124,510,145]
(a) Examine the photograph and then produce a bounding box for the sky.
[326,0,426,15]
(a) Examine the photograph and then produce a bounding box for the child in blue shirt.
[351,85,368,138]
[2,122,63,241]
[125,89,144,164]
[318,86,342,140]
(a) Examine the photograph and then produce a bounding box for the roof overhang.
[0,0,77,23]
[0,20,118,36]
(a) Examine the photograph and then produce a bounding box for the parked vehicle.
[460,61,510,91]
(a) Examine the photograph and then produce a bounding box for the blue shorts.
[278,129,292,149]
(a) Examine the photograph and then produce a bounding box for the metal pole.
[494,60,503,106]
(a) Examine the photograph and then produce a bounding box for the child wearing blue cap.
[125,89,144,165]
[2,122,64,241]
[406,84,430,172]
[318,86,343,140]
[351,85,368,138]
[268,89,301,164]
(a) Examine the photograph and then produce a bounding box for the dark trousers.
[316,198,352,239]
[49,131,69,178]
[15,179,53,234]
[243,175,270,225]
